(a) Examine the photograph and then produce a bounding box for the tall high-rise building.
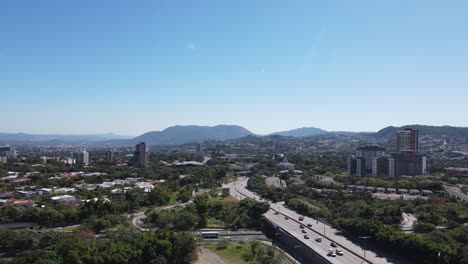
[397,128,419,152]
[74,150,89,165]
[372,156,395,177]
[393,151,426,176]
[348,129,426,177]
[392,128,426,176]
[105,150,113,163]
[356,145,386,171]
[81,150,89,165]
[0,146,17,158]
[132,142,148,167]
[348,157,366,176]
[348,145,386,176]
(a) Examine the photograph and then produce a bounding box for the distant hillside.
[0,133,132,143]
[270,127,327,137]
[376,125,468,137]
[131,125,253,145]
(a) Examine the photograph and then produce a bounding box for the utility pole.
[274,231,281,245]
[359,236,371,263]
[294,245,301,264]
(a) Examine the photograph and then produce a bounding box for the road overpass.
[229,177,398,264]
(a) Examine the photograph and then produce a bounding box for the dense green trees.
[146,205,199,230]
[193,194,210,227]
[0,228,196,264]
[146,197,269,230]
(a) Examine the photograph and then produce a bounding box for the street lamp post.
[274,231,281,245]
[359,236,371,263]
[294,245,302,263]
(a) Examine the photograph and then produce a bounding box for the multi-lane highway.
[265,210,364,264]
[229,177,394,264]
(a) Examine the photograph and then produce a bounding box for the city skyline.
[2,1,468,135]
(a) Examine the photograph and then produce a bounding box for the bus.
[201,231,219,239]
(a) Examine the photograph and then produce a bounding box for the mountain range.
[269,127,327,137]
[376,125,468,138]
[130,125,252,145]
[1,124,467,146]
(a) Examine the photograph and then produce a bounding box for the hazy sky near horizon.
[2,1,468,136]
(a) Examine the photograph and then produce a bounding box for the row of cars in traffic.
[278,211,346,258]
[297,215,344,257]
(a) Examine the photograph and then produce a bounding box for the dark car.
[330,242,337,247]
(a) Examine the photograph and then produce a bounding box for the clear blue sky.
[2,1,468,136]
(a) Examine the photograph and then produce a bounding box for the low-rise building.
[276,158,295,172]
[39,188,53,195]
[398,188,408,194]
[355,186,366,192]
[265,176,287,188]
[422,190,433,196]
[51,195,76,203]
[54,188,76,195]
[445,167,468,178]
[3,199,35,207]
[376,187,386,193]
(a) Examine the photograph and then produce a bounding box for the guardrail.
[233,181,374,264]
[270,208,373,264]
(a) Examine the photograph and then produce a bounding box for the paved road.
[131,212,148,231]
[130,200,193,231]
[265,210,364,264]
[230,177,394,264]
[400,213,417,231]
[195,247,225,264]
[202,157,212,164]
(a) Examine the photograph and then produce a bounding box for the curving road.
[131,200,194,231]
[230,177,394,264]
[196,247,225,264]
[401,213,417,232]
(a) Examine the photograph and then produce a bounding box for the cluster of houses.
[0,170,164,208]
[347,185,434,196]
[77,177,164,194]
[0,186,80,207]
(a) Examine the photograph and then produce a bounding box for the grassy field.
[204,243,248,264]
[210,194,239,205]
[168,192,178,205]
[206,217,225,228]
[203,241,295,264]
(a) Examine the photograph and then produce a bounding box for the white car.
[316,237,322,242]
[336,249,343,256]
